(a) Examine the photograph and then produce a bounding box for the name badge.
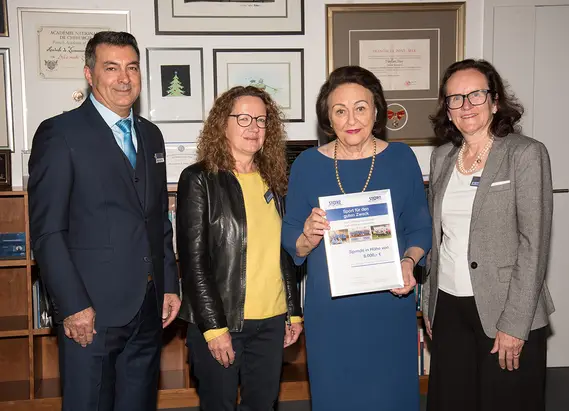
[264,189,274,204]
[470,176,481,187]
[154,153,165,163]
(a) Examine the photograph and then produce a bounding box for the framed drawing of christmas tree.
[146,48,205,123]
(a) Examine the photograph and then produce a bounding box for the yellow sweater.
[203,171,300,342]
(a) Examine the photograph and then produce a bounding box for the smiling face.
[226,95,267,162]
[328,83,376,146]
[446,68,497,140]
[84,44,141,118]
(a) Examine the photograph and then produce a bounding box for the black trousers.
[187,314,286,411]
[58,281,163,411]
[427,290,547,411]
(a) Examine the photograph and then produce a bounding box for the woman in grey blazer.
[423,59,555,411]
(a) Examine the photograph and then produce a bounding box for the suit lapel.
[433,146,459,247]
[134,117,152,214]
[470,137,508,231]
[80,100,143,214]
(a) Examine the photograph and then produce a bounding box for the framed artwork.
[0,49,14,151]
[213,48,305,122]
[327,3,465,146]
[146,48,205,123]
[18,8,130,149]
[154,0,304,35]
[0,0,7,36]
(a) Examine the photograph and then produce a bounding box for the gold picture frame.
[326,3,465,146]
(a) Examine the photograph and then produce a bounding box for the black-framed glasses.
[445,89,493,110]
[228,114,267,129]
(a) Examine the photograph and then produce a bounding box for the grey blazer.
[422,133,555,340]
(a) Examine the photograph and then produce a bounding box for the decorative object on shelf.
[155,0,304,36]
[326,2,465,146]
[0,48,14,150]
[213,49,305,122]
[0,0,7,37]
[146,48,205,123]
[18,8,130,149]
[0,149,10,190]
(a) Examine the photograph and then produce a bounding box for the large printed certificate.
[319,190,404,297]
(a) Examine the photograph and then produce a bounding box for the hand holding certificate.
[319,189,404,297]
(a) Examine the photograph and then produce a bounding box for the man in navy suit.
[28,32,181,411]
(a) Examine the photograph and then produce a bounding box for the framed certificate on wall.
[327,3,465,146]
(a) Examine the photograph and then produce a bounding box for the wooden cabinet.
[0,188,425,411]
[0,189,309,410]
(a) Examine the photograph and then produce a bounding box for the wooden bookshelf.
[0,188,427,411]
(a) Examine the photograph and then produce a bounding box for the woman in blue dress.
[282,66,432,410]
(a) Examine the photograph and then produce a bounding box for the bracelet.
[401,255,416,266]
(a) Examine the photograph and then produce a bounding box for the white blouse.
[438,166,483,297]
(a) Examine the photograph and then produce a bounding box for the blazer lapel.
[470,137,508,231]
[433,146,459,247]
[134,117,152,214]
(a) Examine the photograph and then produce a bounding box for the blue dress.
[282,143,431,411]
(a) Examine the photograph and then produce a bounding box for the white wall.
[1,0,485,187]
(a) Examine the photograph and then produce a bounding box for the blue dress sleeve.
[400,146,432,264]
[282,151,312,266]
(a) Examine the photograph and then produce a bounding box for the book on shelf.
[0,232,26,259]
[32,274,53,329]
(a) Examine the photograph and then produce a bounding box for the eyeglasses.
[445,89,493,110]
[228,114,267,129]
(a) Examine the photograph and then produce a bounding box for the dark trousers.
[427,290,547,411]
[58,281,163,411]
[187,314,286,411]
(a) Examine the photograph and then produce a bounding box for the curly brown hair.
[197,86,288,196]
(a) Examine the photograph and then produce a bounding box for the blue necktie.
[116,118,136,169]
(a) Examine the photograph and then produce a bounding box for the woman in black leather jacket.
[177,86,303,411]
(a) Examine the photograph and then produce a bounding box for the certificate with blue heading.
[319,189,403,297]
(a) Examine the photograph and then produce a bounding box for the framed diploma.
[18,8,130,149]
[319,190,403,297]
[165,143,198,184]
[326,3,465,146]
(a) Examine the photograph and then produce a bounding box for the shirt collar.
[89,93,134,129]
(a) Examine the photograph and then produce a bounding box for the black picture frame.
[0,0,7,37]
[0,149,11,190]
[154,0,304,36]
[213,48,305,123]
[285,140,318,173]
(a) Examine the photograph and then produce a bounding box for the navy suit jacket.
[28,99,178,327]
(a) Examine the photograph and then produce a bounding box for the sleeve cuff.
[203,327,229,342]
[290,316,303,324]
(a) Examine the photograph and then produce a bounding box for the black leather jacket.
[177,162,302,333]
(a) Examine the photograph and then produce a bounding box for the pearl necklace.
[334,138,376,194]
[457,136,494,174]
